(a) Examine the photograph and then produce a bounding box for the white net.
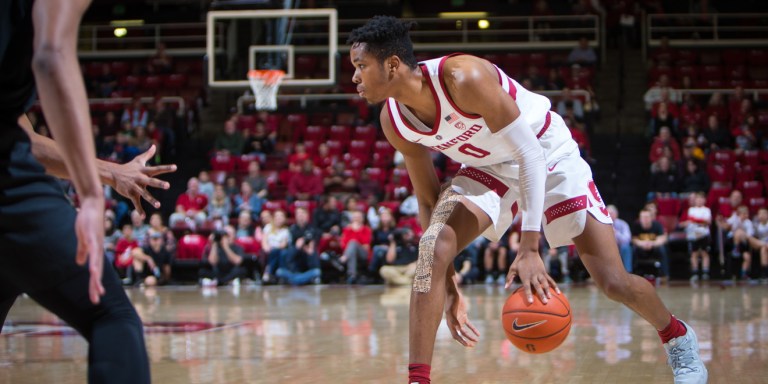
[247,69,285,111]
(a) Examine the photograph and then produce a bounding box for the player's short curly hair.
[347,15,418,69]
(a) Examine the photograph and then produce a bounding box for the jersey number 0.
[457,143,490,158]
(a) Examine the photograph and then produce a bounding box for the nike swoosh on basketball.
[511,318,547,331]
[547,161,560,172]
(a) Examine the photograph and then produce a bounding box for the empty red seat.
[303,125,327,141]
[364,167,387,184]
[353,125,377,143]
[110,61,132,76]
[748,49,768,66]
[164,73,188,89]
[142,75,164,90]
[348,140,370,156]
[656,197,682,216]
[329,125,351,142]
[326,140,345,157]
[740,180,763,200]
[176,234,208,261]
[237,115,257,132]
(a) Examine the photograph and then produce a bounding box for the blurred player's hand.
[111,145,177,218]
[444,290,480,348]
[75,196,106,304]
[506,251,560,304]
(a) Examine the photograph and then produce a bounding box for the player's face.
[350,43,389,104]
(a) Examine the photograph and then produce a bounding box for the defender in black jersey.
[0,1,174,382]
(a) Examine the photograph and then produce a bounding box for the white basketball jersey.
[386,54,577,169]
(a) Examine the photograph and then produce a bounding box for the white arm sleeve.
[492,116,546,232]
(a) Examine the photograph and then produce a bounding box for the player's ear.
[386,56,401,73]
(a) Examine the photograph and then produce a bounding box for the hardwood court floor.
[1,282,767,383]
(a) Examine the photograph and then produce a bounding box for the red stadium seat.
[176,234,208,261]
[656,197,682,217]
[110,61,132,77]
[237,114,257,132]
[326,140,345,157]
[364,167,387,184]
[353,125,377,143]
[303,125,327,142]
[235,236,261,256]
[348,140,371,156]
[723,49,747,66]
[142,75,164,90]
[210,153,236,172]
[373,140,396,157]
[329,125,351,142]
[748,197,766,216]
[263,199,288,213]
[740,180,763,200]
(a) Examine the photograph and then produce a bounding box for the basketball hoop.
[247,69,285,111]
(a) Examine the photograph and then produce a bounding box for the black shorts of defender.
[687,236,711,253]
[0,137,150,384]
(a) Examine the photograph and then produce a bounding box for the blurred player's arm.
[19,115,176,216]
[30,0,105,304]
[379,108,441,231]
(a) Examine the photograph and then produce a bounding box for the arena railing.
[236,89,591,114]
[78,14,602,60]
[644,13,768,59]
[677,88,768,100]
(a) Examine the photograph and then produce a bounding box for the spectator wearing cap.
[124,230,173,286]
[199,225,247,286]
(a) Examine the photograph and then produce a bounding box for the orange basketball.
[501,287,572,354]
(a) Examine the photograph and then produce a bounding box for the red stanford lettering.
[431,124,483,151]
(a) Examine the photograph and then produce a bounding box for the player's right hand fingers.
[131,195,146,219]
[505,266,517,289]
[532,276,548,304]
[522,280,534,304]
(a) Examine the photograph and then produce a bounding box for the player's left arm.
[19,115,176,218]
[444,57,558,303]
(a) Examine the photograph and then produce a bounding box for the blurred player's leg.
[0,145,150,384]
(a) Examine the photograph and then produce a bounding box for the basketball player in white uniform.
[348,16,707,384]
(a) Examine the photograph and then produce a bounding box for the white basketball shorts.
[450,145,613,248]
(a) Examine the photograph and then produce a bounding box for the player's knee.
[596,273,632,302]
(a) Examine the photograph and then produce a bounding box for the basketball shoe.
[664,321,708,383]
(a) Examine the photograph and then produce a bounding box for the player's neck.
[392,71,436,125]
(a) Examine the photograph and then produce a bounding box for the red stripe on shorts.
[544,195,588,223]
[536,111,552,139]
[455,168,509,197]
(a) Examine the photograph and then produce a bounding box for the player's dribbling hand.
[111,145,177,218]
[444,290,480,348]
[506,251,560,305]
[75,196,106,305]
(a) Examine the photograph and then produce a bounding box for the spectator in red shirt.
[115,223,140,274]
[649,126,681,164]
[288,158,324,202]
[169,177,209,228]
[339,210,373,284]
[287,142,311,173]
